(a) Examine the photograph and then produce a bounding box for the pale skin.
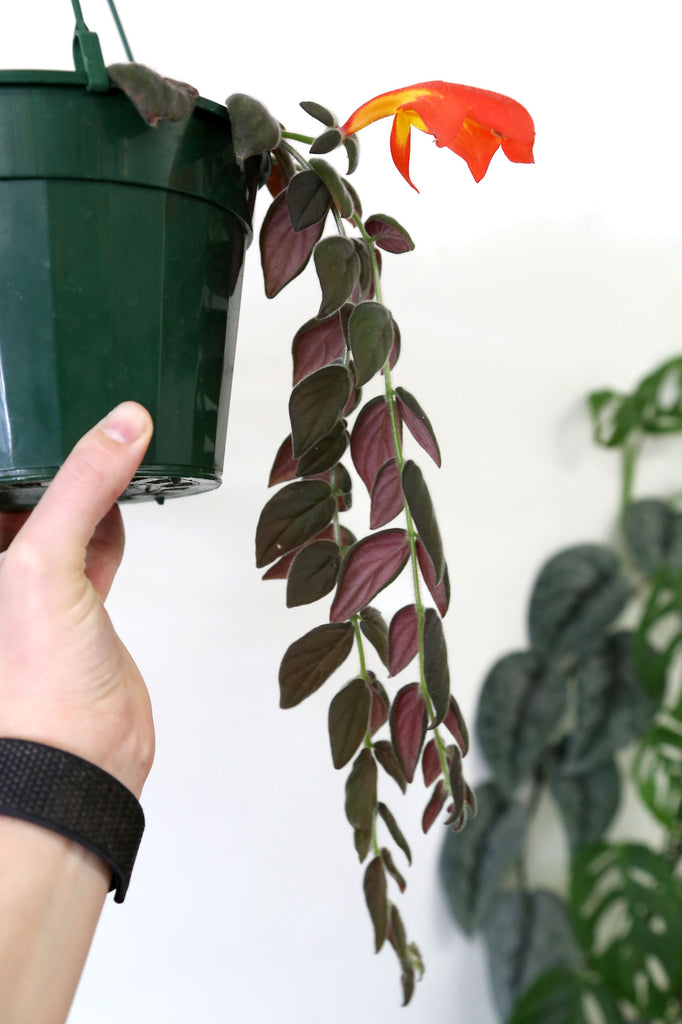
[0,402,156,1024]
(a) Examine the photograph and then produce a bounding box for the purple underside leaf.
[260,189,325,298]
[421,738,441,787]
[269,435,298,486]
[292,312,347,386]
[351,396,401,495]
[422,780,447,833]
[364,214,415,255]
[279,622,355,708]
[444,694,470,756]
[416,540,450,617]
[395,387,441,467]
[388,605,419,676]
[390,682,427,783]
[330,529,410,622]
[368,677,389,734]
[370,459,404,529]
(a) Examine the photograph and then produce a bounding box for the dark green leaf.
[364,214,415,254]
[483,891,581,1019]
[345,748,377,831]
[632,698,682,828]
[297,422,348,476]
[380,847,406,893]
[314,236,360,318]
[439,781,526,934]
[549,752,620,850]
[108,63,198,125]
[328,678,371,769]
[289,364,351,457]
[260,189,324,298]
[528,545,631,659]
[286,540,340,607]
[309,158,353,218]
[348,301,394,386]
[401,461,444,582]
[310,128,344,155]
[225,92,281,160]
[423,609,450,726]
[300,100,336,126]
[255,479,335,567]
[563,632,657,772]
[624,499,682,575]
[343,134,360,175]
[377,802,411,864]
[354,827,372,862]
[364,857,388,952]
[286,170,332,231]
[359,607,389,668]
[476,651,567,794]
[570,842,682,1017]
[373,739,407,793]
[279,622,354,708]
[508,967,626,1024]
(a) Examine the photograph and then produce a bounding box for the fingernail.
[100,403,149,444]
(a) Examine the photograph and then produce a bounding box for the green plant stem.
[279,139,311,171]
[621,437,639,513]
[281,131,315,146]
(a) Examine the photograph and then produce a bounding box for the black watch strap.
[0,737,144,902]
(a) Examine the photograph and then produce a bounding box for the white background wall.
[3,1,682,1021]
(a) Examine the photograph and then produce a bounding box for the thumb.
[19,402,153,573]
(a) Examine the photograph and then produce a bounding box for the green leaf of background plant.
[225,92,282,160]
[401,461,445,583]
[314,236,360,318]
[483,890,581,1019]
[634,356,682,433]
[348,301,394,386]
[476,651,567,795]
[624,499,682,575]
[588,389,639,448]
[570,842,682,1018]
[286,540,340,607]
[507,967,626,1024]
[328,678,371,768]
[563,632,658,772]
[345,747,377,832]
[286,170,332,231]
[309,158,353,218]
[289,364,351,458]
[255,479,335,567]
[548,752,621,851]
[423,608,450,726]
[278,622,354,708]
[528,545,631,660]
[632,699,682,828]
[439,781,526,934]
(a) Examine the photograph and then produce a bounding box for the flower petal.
[389,110,417,191]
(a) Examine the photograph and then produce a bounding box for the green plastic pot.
[0,30,260,508]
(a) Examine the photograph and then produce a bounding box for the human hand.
[0,402,155,799]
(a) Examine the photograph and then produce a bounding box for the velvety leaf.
[368,676,389,734]
[445,747,465,826]
[388,604,419,676]
[260,190,324,298]
[350,396,401,496]
[373,739,407,793]
[389,682,427,783]
[423,608,450,726]
[570,842,682,1017]
[549,753,620,851]
[422,739,441,787]
[380,847,406,893]
[439,781,526,934]
[314,236,360,318]
[443,694,470,756]
[309,158,352,218]
[359,607,389,669]
[268,434,298,486]
[395,387,441,466]
[484,890,581,1020]
[343,134,360,175]
[309,128,343,155]
[348,301,394,386]
[255,480,335,567]
[386,317,401,371]
[364,214,415,254]
[108,63,198,125]
[416,541,450,616]
[330,529,409,622]
[297,422,348,477]
[286,540,340,607]
[476,650,567,794]
[225,92,281,160]
[507,968,626,1024]
[364,857,388,952]
[402,461,444,583]
[261,523,351,580]
[388,903,408,962]
[300,99,336,126]
[352,240,375,302]
[623,499,682,574]
[265,146,295,197]
[563,632,657,772]
[291,312,347,386]
[328,677,371,769]
[354,827,372,862]
[289,364,351,457]
[377,802,411,864]
[345,747,377,832]
[422,780,447,833]
[286,169,331,231]
[631,699,682,829]
[279,622,354,708]
[528,545,631,659]
[369,459,403,529]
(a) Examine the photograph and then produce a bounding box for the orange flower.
[340,81,535,188]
